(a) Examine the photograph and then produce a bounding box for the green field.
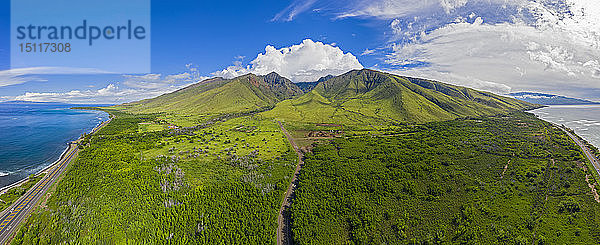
[262,70,536,127]
[118,73,302,116]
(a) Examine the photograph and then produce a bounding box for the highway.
[560,127,600,177]
[0,144,78,244]
[0,112,110,243]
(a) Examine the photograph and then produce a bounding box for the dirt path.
[277,121,303,245]
[585,174,600,203]
[558,126,600,202]
[500,160,511,179]
[545,158,556,201]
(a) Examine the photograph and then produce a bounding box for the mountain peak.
[316,74,335,83]
[264,69,537,125]
[260,72,288,85]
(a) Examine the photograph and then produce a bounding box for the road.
[0,145,78,244]
[277,121,303,245]
[560,127,600,177]
[0,116,111,244]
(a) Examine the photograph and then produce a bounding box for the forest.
[291,112,600,244]
[10,110,295,244]
[7,108,600,244]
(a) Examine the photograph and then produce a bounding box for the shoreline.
[0,110,112,195]
[528,107,600,182]
[529,105,600,150]
[0,146,70,195]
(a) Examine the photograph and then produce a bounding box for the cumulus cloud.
[276,0,600,99]
[0,67,113,87]
[212,39,363,82]
[6,65,211,104]
[383,1,600,97]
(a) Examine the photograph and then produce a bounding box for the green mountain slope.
[118,72,303,115]
[262,69,538,125]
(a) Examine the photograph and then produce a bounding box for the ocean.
[0,103,109,188]
[530,105,600,150]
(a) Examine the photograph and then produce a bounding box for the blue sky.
[1,0,599,103]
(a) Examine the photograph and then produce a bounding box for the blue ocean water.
[530,105,600,150]
[0,102,109,188]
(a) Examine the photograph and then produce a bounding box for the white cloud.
[0,67,113,87]
[275,0,600,99]
[386,17,600,96]
[380,0,600,96]
[212,39,363,82]
[122,73,200,89]
[5,64,212,104]
[11,83,191,104]
[272,0,318,21]
[361,48,376,56]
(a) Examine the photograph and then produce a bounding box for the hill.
[509,92,600,105]
[117,72,303,115]
[262,69,538,125]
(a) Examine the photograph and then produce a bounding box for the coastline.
[528,106,600,183]
[529,104,600,149]
[0,146,70,195]
[0,111,112,195]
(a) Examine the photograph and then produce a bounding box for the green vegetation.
[263,70,537,126]
[291,112,600,244]
[9,70,596,244]
[566,127,600,184]
[118,72,302,115]
[115,69,536,128]
[0,174,45,212]
[11,111,296,244]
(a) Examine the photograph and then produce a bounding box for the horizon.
[2,69,599,105]
[1,0,599,104]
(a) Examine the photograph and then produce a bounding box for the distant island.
[509,92,600,105]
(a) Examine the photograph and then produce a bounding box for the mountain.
[261,69,538,125]
[295,75,334,93]
[118,69,537,125]
[508,92,600,105]
[118,72,303,115]
[295,82,319,93]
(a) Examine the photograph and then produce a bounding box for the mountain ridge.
[116,69,538,125]
[508,92,600,105]
[118,72,303,115]
[262,69,538,125]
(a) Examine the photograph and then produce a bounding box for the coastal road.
[560,127,600,177]
[0,145,78,244]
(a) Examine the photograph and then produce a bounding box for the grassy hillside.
[115,69,535,128]
[262,69,537,126]
[117,72,303,115]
